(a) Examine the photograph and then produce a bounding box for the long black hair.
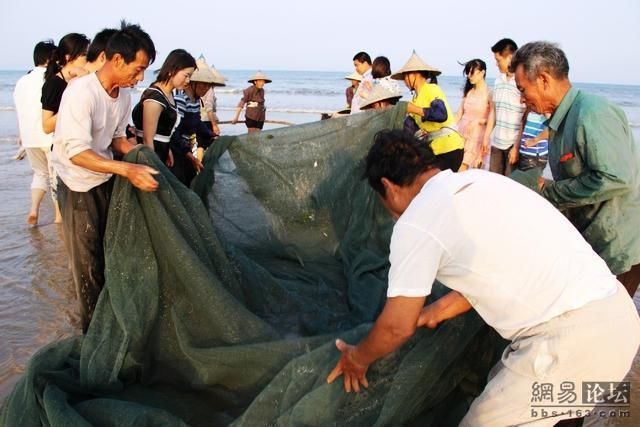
[44,33,90,80]
[461,59,486,96]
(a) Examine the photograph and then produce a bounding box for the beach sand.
[0,138,638,425]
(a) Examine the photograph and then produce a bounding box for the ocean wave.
[217,106,327,114]
[630,122,640,128]
[0,136,19,144]
[0,106,15,111]
[618,100,640,108]
[216,87,343,96]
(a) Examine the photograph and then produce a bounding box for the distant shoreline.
[0,69,639,88]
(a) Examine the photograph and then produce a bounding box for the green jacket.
[541,87,640,274]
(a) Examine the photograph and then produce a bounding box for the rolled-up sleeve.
[56,90,94,159]
[204,90,219,122]
[387,222,443,298]
[237,87,251,108]
[422,99,448,123]
[202,89,214,112]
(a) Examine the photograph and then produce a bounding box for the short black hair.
[353,51,371,65]
[33,40,56,67]
[491,38,518,55]
[87,28,117,63]
[371,56,391,79]
[105,20,156,64]
[364,129,439,197]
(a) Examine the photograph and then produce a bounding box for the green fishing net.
[1,103,504,426]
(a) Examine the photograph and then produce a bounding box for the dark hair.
[155,49,196,83]
[45,33,90,80]
[364,129,439,197]
[419,71,438,85]
[461,59,487,96]
[510,41,570,81]
[353,51,371,65]
[491,38,518,55]
[105,21,156,64]
[33,40,56,67]
[371,56,391,79]
[87,28,117,63]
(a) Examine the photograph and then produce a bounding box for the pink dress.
[457,88,491,168]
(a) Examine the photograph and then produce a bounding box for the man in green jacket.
[511,41,640,297]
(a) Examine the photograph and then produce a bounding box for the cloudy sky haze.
[1,0,639,85]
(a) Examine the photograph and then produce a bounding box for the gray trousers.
[489,145,515,176]
[58,177,114,334]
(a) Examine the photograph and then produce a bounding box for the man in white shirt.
[327,129,640,425]
[13,40,60,225]
[52,22,159,334]
[484,38,526,176]
[349,51,373,114]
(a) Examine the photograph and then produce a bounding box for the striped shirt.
[492,74,525,150]
[519,112,548,157]
[174,90,200,117]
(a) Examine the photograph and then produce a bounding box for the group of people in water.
[17,30,552,228]
[12,21,640,426]
[15,28,272,227]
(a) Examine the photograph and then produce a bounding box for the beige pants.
[25,147,57,200]
[460,283,640,426]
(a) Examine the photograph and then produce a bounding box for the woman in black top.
[41,33,90,134]
[131,49,196,165]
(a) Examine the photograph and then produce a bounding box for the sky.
[1,0,639,85]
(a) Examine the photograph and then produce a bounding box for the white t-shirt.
[387,169,617,339]
[13,67,53,148]
[52,73,130,192]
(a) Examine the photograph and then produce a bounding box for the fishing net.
[1,103,504,426]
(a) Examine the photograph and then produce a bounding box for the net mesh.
[1,104,504,426]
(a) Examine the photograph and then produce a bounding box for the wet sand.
[0,138,637,425]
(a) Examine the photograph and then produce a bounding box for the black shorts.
[518,154,548,171]
[245,117,264,129]
[436,148,464,172]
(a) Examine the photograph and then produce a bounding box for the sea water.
[2,69,639,137]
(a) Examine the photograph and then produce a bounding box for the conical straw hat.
[390,50,441,80]
[190,56,218,84]
[345,71,362,82]
[210,66,227,86]
[361,83,403,110]
[248,70,272,83]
